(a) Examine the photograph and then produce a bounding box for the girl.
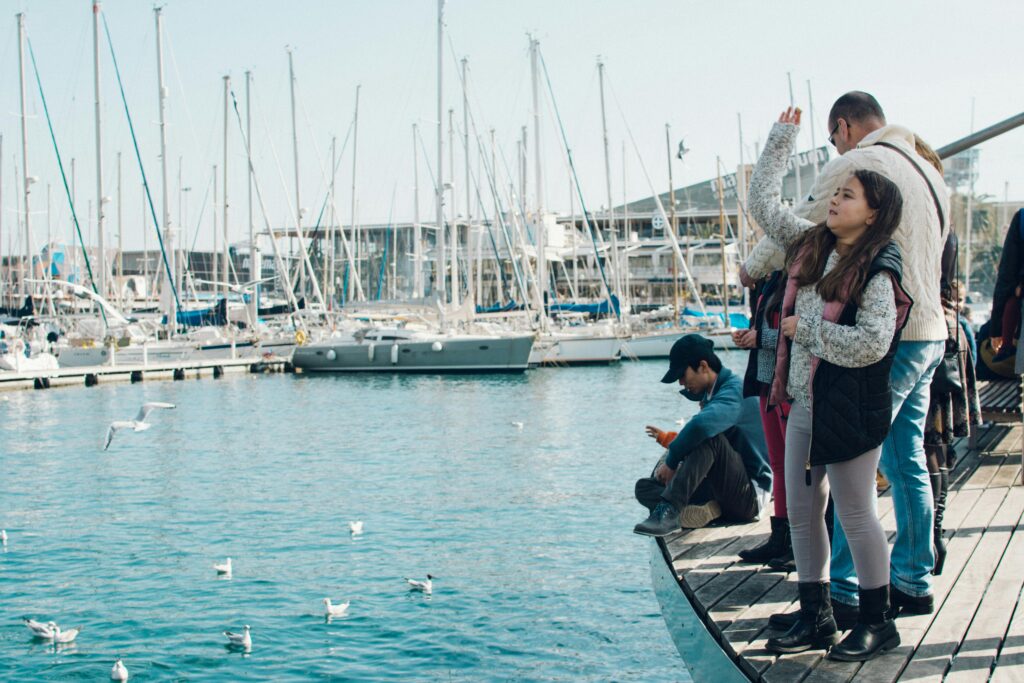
[751,108,913,662]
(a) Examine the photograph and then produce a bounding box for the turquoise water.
[1,357,744,680]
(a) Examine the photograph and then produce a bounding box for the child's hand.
[777,106,802,126]
[781,315,800,338]
[645,425,663,440]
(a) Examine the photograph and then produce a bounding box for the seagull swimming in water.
[103,402,176,450]
[223,625,251,649]
[348,521,363,535]
[1,529,7,545]
[23,619,79,643]
[405,575,434,594]
[110,659,129,681]
[213,557,232,575]
[323,598,350,617]
[511,421,524,430]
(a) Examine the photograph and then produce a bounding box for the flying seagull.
[103,402,175,450]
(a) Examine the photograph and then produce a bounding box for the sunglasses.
[828,121,841,147]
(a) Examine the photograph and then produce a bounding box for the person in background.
[752,107,913,661]
[633,334,772,536]
[732,270,795,570]
[914,137,982,577]
[989,209,1024,362]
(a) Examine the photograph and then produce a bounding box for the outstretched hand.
[645,425,664,441]
[778,106,802,126]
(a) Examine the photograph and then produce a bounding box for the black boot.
[738,517,790,563]
[769,596,858,631]
[931,469,948,576]
[765,582,840,654]
[766,549,796,573]
[829,585,900,661]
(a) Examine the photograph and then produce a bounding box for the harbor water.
[0,355,745,680]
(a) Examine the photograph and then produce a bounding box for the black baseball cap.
[660,334,716,383]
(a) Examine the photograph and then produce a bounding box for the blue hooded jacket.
[666,366,771,492]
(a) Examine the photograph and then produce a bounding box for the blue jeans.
[830,340,945,604]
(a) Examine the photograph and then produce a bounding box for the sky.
[1,0,1022,254]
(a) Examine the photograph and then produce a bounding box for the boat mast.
[17,13,32,300]
[222,75,230,294]
[716,157,730,327]
[245,70,259,321]
[462,56,472,309]
[435,0,447,306]
[212,163,217,292]
[529,36,546,323]
[448,107,459,307]
[350,84,361,302]
[666,124,679,324]
[412,123,422,298]
[806,81,819,179]
[287,49,304,299]
[117,151,123,297]
[597,57,620,310]
[786,72,801,203]
[93,1,107,299]
[155,7,176,331]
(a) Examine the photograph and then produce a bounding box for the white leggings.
[785,402,890,589]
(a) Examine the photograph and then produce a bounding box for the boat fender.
[326,349,337,361]
[431,341,443,352]
[391,343,399,364]
[295,329,308,346]
[368,343,375,362]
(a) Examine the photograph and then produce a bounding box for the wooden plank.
[709,569,788,631]
[963,453,1009,490]
[991,578,1024,682]
[946,493,1024,681]
[854,487,992,683]
[897,486,1020,681]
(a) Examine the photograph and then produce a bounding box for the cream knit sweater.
[744,124,950,342]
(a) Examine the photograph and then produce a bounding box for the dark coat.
[809,242,914,466]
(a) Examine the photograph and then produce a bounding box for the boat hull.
[291,334,534,373]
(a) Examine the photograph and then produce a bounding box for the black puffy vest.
[809,243,913,466]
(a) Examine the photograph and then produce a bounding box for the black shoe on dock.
[769,597,859,631]
[765,549,796,573]
[633,502,681,537]
[887,584,933,618]
[738,516,791,563]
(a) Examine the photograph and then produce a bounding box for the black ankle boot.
[769,596,858,631]
[766,582,840,654]
[739,517,790,563]
[931,469,948,576]
[829,585,900,661]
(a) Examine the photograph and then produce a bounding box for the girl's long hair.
[786,169,903,305]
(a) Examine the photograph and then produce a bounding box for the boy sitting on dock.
[634,334,772,536]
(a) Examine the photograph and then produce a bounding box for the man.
[747,92,950,624]
[633,334,772,537]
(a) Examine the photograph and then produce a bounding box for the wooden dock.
[651,420,1024,682]
[0,356,290,392]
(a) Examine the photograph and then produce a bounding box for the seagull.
[213,557,232,575]
[323,598,350,617]
[1,529,7,545]
[224,625,251,649]
[674,417,688,427]
[511,421,524,430]
[676,138,691,160]
[50,624,80,644]
[405,575,434,594]
[348,521,363,535]
[24,618,57,638]
[103,402,176,450]
[110,659,129,681]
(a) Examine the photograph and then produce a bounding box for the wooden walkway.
[653,422,1024,682]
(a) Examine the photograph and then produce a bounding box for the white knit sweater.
[744,124,950,342]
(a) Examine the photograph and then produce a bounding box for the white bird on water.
[405,575,434,594]
[1,529,7,545]
[224,625,251,649]
[511,421,524,430]
[23,619,79,643]
[213,557,232,576]
[110,659,129,681]
[323,598,350,617]
[103,402,176,450]
[348,521,363,535]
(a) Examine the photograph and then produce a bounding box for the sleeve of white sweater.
[793,272,897,368]
[748,123,816,248]
[794,154,856,224]
[744,236,786,280]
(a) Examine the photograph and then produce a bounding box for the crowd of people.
[633,91,988,663]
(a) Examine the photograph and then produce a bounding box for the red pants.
[1002,295,1021,350]
[760,394,790,519]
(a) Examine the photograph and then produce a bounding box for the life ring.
[295,329,308,346]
